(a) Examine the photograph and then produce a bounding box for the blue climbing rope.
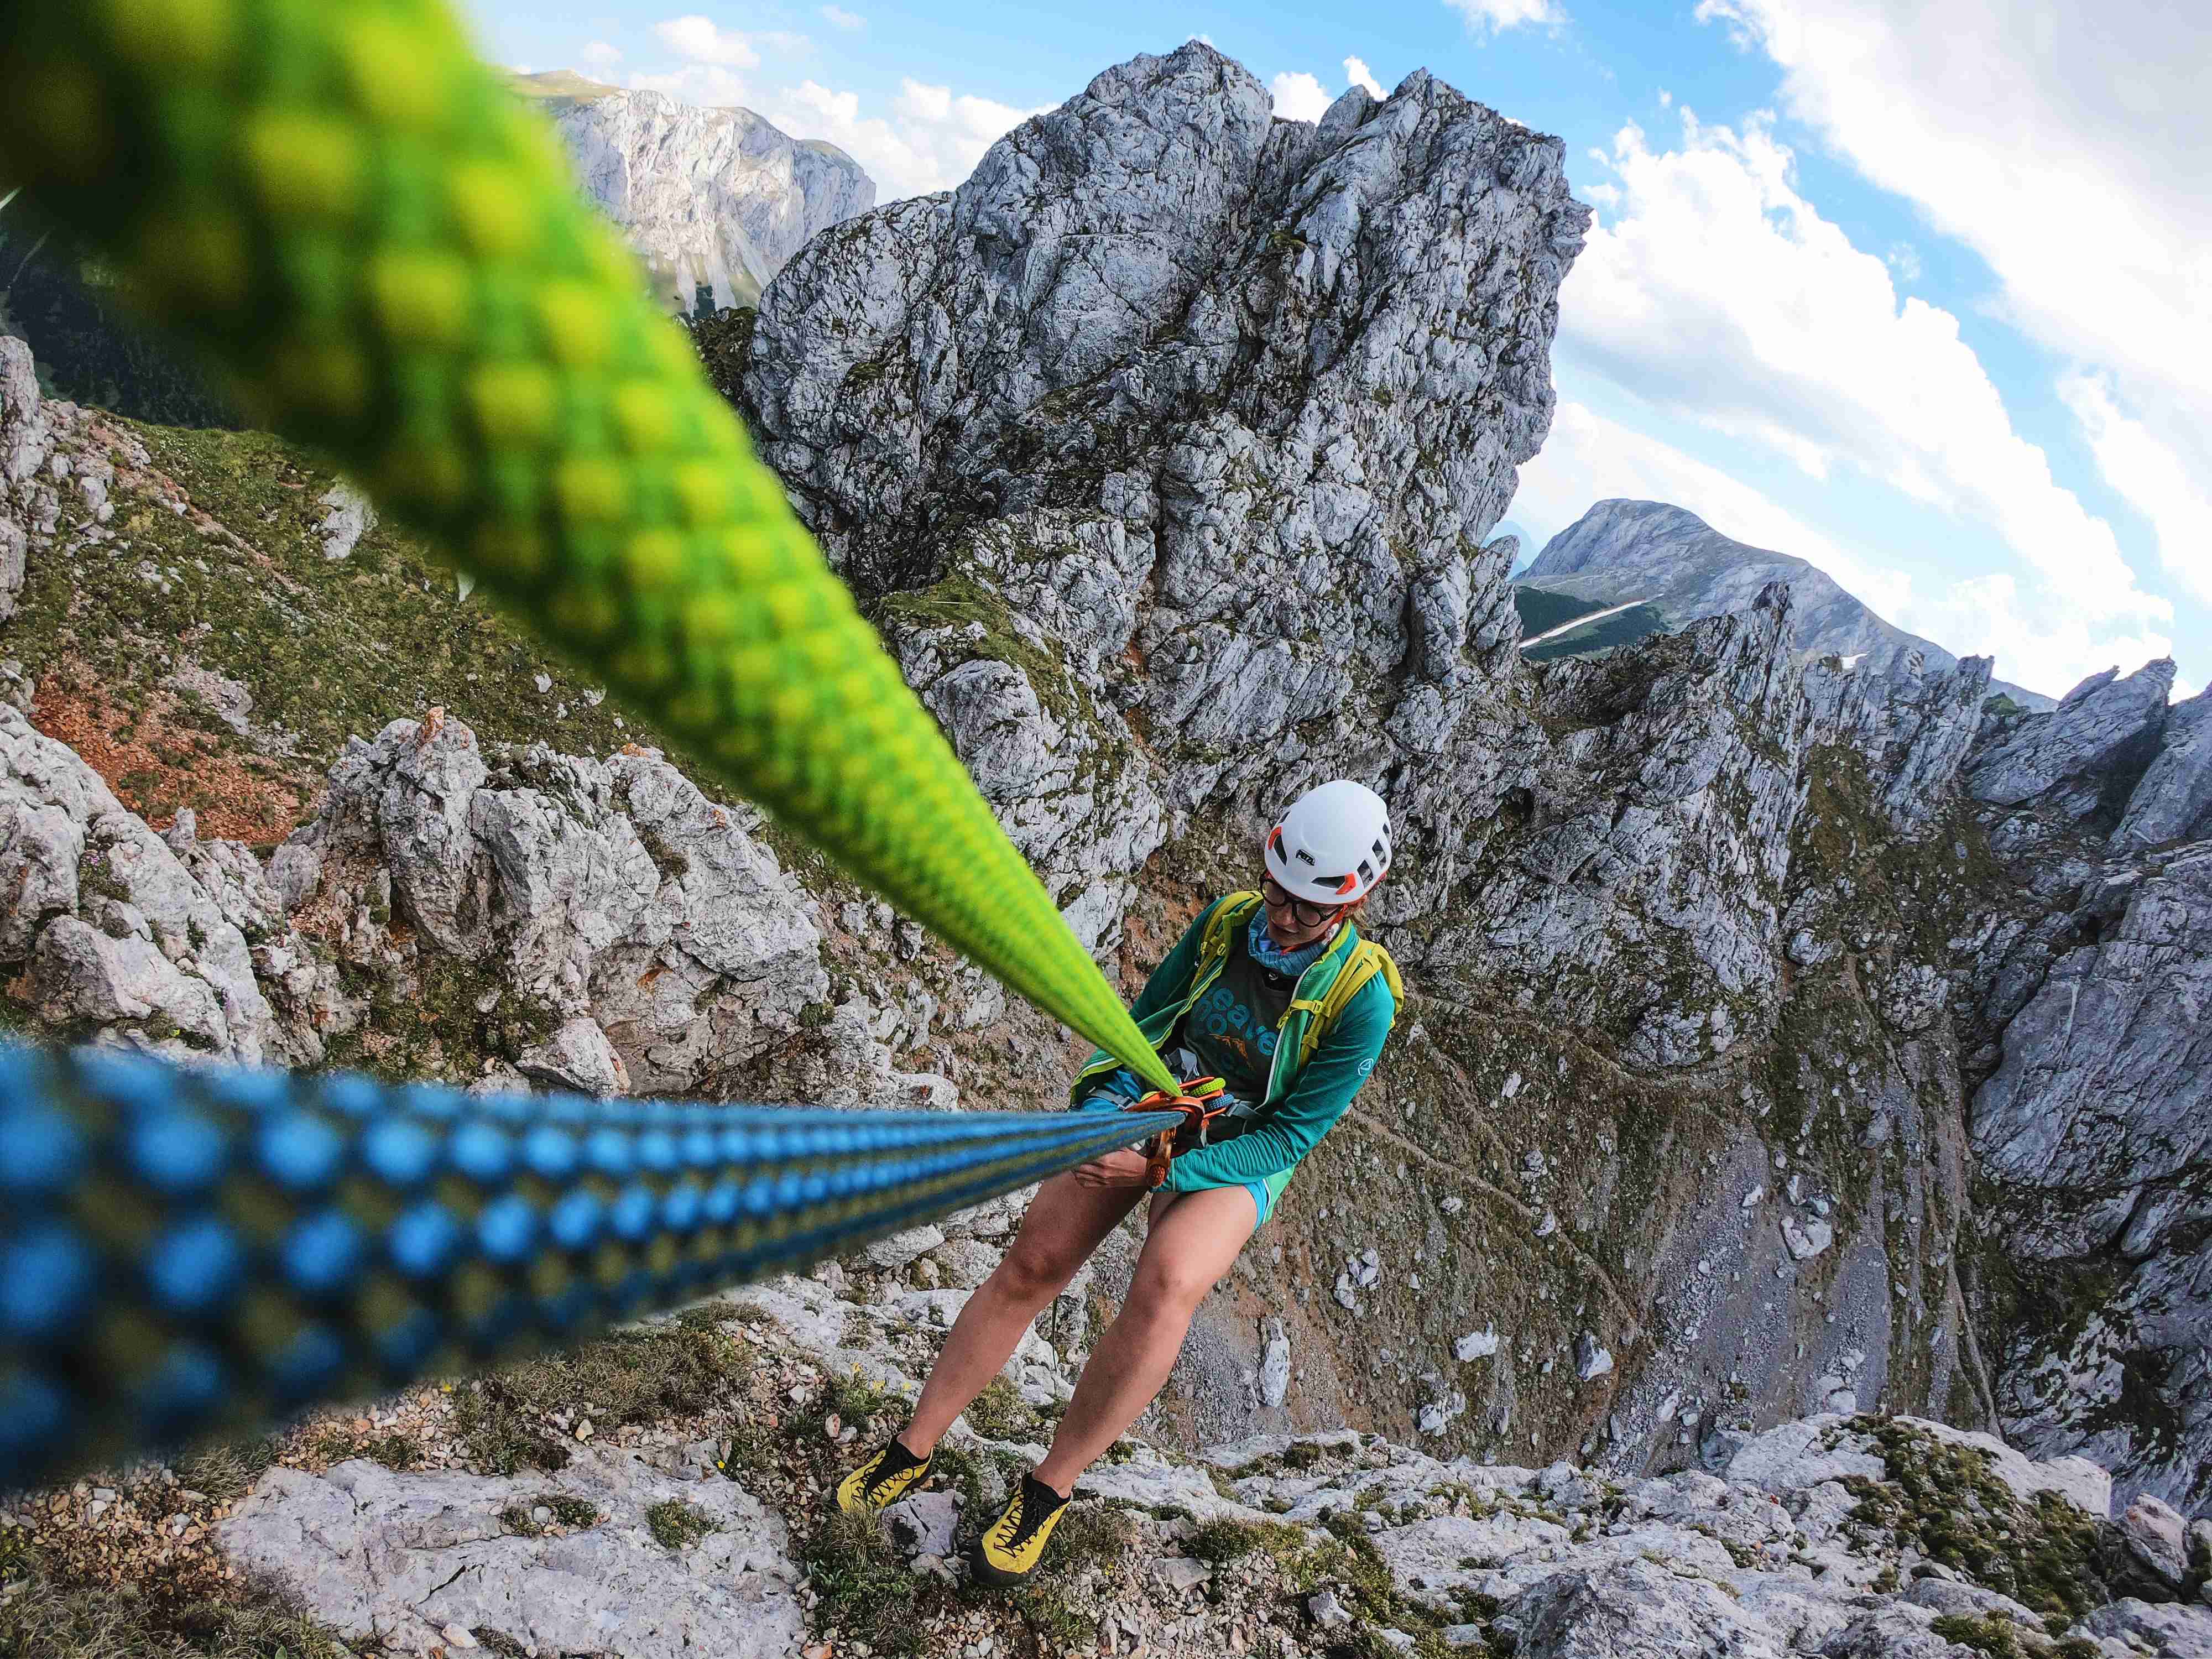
[0,1044,1183,1491]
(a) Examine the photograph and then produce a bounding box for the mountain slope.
[513,75,877,312]
[1521,498,2056,708]
[3,38,2209,1528]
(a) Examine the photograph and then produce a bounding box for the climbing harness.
[1122,1075,1229,1188]
[0,0,1206,1490]
[0,1045,1194,1491]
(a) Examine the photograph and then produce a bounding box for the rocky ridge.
[732,41,1590,937]
[1520,499,2056,709]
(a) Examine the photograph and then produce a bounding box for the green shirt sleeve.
[1162,973,1394,1191]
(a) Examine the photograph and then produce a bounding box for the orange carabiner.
[1121,1076,1232,1187]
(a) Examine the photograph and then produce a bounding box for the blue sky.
[471,0,2212,700]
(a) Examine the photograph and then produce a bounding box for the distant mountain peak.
[1519,499,2055,708]
[508,71,878,314]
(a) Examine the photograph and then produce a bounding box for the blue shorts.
[1077,1091,1287,1225]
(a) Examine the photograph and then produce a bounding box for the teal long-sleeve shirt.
[1087,899,1395,1192]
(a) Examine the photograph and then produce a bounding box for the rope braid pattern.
[0,0,1175,1098]
[0,1045,1183,1490]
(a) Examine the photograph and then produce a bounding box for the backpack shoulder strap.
[1311,940,1404,1045]
[1201,891,1264,968]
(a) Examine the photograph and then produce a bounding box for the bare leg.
[900,1171,1146,1456]
[1032,1184,1258,1495]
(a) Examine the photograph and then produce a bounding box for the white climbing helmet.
[1264,780,1393,905]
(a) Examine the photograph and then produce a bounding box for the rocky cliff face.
[1522,499,2056,709]
[734,41,1589,940]
[1,34,2207,1556]
[539,80,876,312]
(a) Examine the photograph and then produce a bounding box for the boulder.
[217,1445,804,1658]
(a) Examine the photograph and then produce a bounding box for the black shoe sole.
[966,1539,1039,1589]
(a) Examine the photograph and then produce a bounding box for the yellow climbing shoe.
[836,1435,933,1518]
[969,1471,1071,1587]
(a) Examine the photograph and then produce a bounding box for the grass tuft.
[801,1511,959,1659]
[961,1376,1039,1443]
[453,1319,754,1475]
[644,1499,718,1551]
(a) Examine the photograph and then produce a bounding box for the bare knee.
[990,1238,1083,1305]
[1126,1260,1215,1320]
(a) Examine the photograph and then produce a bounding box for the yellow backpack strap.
[1202,891,1264,969]
[1299,942,1404,1063]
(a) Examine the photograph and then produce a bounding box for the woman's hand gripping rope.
[1072,1076,1229,1190]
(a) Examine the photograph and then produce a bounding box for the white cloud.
[820,4,864,29]
[1274,59,1394,123]
[1561,109,2168,642]
[630,63,750,105]
[1270,71,1332,123]
[1515,401,2173,698]
[580,40,622,69]
[1885,242,1919,283]
[1657,88,1672,107]
[2061,374,2212,608]
[1446,0,1564,34]
[655,15,760,67]
[1694,0,2212,623]
[763,77,1039,199]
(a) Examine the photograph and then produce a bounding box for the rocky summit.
[1517,499,2055,709]
[515,71,877,313]
[0,35,2209,1659]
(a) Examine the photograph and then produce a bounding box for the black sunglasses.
[1261,875,1339,928]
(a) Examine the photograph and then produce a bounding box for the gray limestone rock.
[1259,1317,1292,1408]
[217,1446,803,1658]
[544,83,875,312]
[864,1224,947,1272]
[882,1490,960,1560]
[516,1015,630,1096]
[1816,1605,1960,1658]
[0,334,51,621]
[1966,659,2175,819]
[739,41,1588,918]
[315,481,375,560]
[2119,1492,2192,1585]
[270,716,828,1095]
[1513,1558,1788,1658]
[2117,688,2212,851]
[1804,651,1996,829]
[2069,1598,2212,1657]
[1972,848,2212,1193]
[927,1236,1003,1291]
[0,703,279,1063]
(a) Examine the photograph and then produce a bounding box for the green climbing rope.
[0,0,1175,1096]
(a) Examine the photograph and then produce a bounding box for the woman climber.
[834,780,1404,1586]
